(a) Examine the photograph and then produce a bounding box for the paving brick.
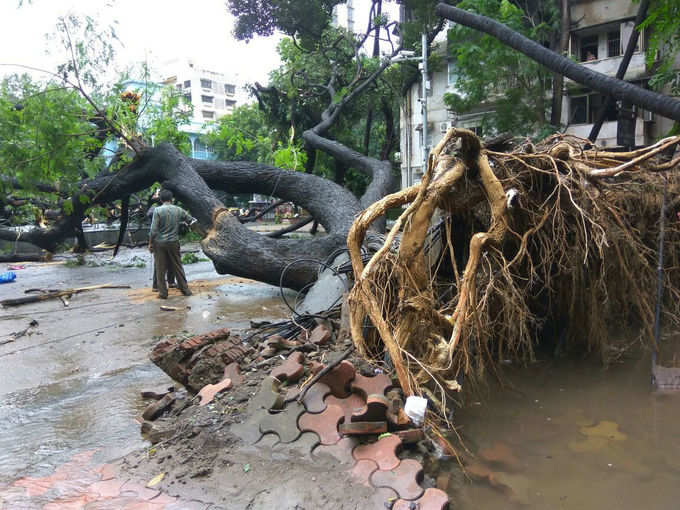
[318,360,355,397]
[88,478,126,498]
[394,429,425,444]
[351,372,393,399]
[392,488,450,510]
[231,409,267,444]
[351,394,389,423]
[308,360,324,375]
[271,352,305,383]
[141,393,175,421]
[272,431,320,458]
[223,362,244,386]
[259,401,306,443]
[298,404,344,445]
[339,421,387,435]
[370,458,424,501]
[349,459,379,486]
[308,324,331,345]
[197,377,232,406]
[299,382,331,413]
[312,436,359,465]
[325,393,366,423]
[352,434,402,471]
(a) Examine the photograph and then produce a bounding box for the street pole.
[420,31,428,183]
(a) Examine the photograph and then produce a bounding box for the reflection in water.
[450,356,680,509]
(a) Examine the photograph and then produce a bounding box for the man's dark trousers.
[153,241,190,298]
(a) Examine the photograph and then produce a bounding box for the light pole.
[392,32,428,187]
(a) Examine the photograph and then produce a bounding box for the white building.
[160,58,239,125]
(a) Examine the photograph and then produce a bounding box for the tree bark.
[436,3,680,122]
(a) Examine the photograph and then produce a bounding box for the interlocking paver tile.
[298,404,344,445]
[368,486,399,510]
[249,376,284,412]
[392,488,450,510]
[198,377,232,406]
[273,431,320,458]
[88,478,126,498]
[350,372,393,399]
[312,436,359,465]
[259,402,306,443]
[308,324,331,345]
[255,432,280,449]
[394,428,425,444]
[319,360,355,397]
[300,382,331,413]
[352,434,402,471]
[339,421,387,435]
[271,352,305,383]
[349,459,379,486]
[351,394,389,422]
[325,393,365,423]
[370,458,424,501]
[231,409,268,444]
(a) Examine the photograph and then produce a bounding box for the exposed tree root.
[348,129,680,423]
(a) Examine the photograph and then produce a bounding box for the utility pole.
[420,31,429,183]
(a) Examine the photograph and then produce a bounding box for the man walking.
[148,189,195,299]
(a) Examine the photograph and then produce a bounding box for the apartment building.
[561,0,673,147]
[160,58,239,125]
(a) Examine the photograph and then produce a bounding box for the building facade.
[398,1,679,189]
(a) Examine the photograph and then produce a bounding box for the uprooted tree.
[3,2,680,417]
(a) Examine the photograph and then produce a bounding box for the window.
[202,110,214,119]
[224,83,236,95]
[183,80,191,88]
[447,61,459,87]
[225,99,236,107]
[200,78,212,89]
[570,93,618,124]
[580,35,599,62]
[183,93,192,104]
[201,95,214,104]
[607,30,621,57]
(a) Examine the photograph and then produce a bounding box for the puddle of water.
[0,364,163,483]
[449,356,680,509]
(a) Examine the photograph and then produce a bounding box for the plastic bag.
[0,271,17,283]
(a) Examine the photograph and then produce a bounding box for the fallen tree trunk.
[1,283,131,307]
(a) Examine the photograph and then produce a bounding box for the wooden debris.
[0,284,130,307]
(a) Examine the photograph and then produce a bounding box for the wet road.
[0,247,291,484]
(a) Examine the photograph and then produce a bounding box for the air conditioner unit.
[642,110,654,122]
[439,121,451,133]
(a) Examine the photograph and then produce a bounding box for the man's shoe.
[169,283,178,288]
[152,288,159,292]
[182,290,193,296]
[158,294,168,299]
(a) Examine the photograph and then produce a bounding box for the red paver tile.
[271,352,305,383]
[339,421,387,435]
[370,458,424,501]
[478,441,520,471]
[392,488,450,510]
[350,372,393,399]
[308,360,324,375]
[119,481,160,500]
[88,478,126,498]
[298,404,344,445]
[259,402,306,443]
[94,464,117,481]
[318,360,355,397]
[394,428,425,444]
[223,362,244,386]
[198,377,232,406]
[349,459,379,486]
[351,394,389,422]
[308,324,331,345]
[300,382,331,413]
[325,393,365,423]
[352,434,402,471]
[312,436,358,465]
[42,493,97,509]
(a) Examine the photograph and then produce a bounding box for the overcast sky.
[0,0,283,97]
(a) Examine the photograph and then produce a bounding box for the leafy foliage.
[444,0,559,136]
[640,0,680,92]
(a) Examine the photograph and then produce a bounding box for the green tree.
[444,0,559,137]
[640,0,680,93]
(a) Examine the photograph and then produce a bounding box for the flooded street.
[0,247,291,485]
[451,355,680,509]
